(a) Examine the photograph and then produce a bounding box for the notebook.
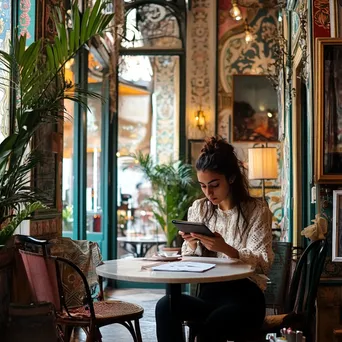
[151,261,216,272]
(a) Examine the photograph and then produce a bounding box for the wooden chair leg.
[134,319,143,342]
[62,325,73,342]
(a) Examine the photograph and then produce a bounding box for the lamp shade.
[248,147,278,180]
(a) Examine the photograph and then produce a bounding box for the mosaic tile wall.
[0,0,11,142]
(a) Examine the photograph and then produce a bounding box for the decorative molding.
[154,56,179,163]
[312,0,331,38]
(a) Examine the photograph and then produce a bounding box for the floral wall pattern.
[154,56,180,164]
[217,1,282,228]
[0,0,11,143]
[186,0,216,139]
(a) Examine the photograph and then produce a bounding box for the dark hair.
[195,136,256,240]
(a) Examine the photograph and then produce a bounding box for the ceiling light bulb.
[230,1,242,21]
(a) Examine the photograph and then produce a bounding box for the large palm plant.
[134,153,201,247]
[0,0,113,245]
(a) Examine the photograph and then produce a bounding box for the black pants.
[155,279,265,342]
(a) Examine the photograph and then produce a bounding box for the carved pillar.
[29,0,64,238]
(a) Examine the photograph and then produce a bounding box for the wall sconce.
[195,107,206,130]
[230,0,242,21]
[244,20,253,44]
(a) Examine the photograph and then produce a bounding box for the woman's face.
[197,170,230,206]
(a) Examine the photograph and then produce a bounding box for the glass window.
[122,4,182,49]
[86,52,103,233]
[62,59,76,232]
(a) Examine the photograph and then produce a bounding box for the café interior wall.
[216,2,282,228]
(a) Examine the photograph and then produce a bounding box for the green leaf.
[46,45,55,70]
[80,7,90,45]
[69,30,75,53]
[87,0,101,37]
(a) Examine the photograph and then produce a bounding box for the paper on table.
[152,261,216,272]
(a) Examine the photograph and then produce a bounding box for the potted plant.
[0,0,113,331]
[0,0,113,247]
[134,153,201,249]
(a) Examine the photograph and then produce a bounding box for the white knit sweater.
[181,198,274,291]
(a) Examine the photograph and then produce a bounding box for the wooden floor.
[71,288,164,342]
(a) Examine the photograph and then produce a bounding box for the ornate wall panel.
[19,0,36,45]
[0,0,11,143]
[186,0,216,139]
[154,56,180,163]
[313,0,330,38]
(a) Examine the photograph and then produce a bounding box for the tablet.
[171,220,215,237]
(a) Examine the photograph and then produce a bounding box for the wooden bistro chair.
[19,249,144,342]
[187,239,327,342]
[255,238,328,342]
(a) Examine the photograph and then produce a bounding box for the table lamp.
[248,146,278,201]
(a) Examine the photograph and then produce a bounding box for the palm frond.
[133,153,201,246]
[0,0,114,245]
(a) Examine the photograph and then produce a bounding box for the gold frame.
[315,38,342,183]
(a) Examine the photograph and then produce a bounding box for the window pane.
[122,5,182,49]
[117,54,180,257]
[86,52,103,233]
[62,59,76,232]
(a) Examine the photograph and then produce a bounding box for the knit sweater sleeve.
[181,199,204,256]
[238,203,274,275]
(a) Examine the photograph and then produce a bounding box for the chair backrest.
[286,239,328,319]
[19,249,96,319]
[15,235,50,256]
[49,237,103,307]
[19,250,61,311]
[264,241,292,313]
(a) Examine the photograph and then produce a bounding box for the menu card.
[152,261,216,272]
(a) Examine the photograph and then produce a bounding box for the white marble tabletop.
[96,256,254,284]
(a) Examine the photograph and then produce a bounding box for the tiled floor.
[72,288,164,342]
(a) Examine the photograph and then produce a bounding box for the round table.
[96,256,254,284]
[96,256,254,318]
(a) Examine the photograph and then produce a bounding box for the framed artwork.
[232,75,279,142]
[315,38,342,183]
[332,190,342,261]
[188,139,205,167]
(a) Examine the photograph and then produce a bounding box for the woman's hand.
[190,232,239,259]
[179,231,198,250]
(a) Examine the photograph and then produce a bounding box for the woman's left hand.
[190,232,239,258]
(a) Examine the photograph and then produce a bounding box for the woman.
[155,136,274,342]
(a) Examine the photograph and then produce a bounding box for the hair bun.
[201,136,233,155]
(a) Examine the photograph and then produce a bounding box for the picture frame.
[188,139,205,167]
[332,190,342,262]
[232,75,279,142]
[315,38,342,183]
